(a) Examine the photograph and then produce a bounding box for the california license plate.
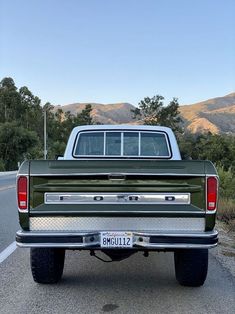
[101,232,133,248]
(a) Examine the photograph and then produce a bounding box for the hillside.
[55,92,235,134]
[179,93,235,134]
[55,102,136,124]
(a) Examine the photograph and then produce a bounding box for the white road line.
[0,241,17,263]
[0,185,16,192]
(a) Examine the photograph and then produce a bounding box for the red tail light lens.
[17,176,28,211]
[207,177,218,211]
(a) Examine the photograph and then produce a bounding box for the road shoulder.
[211,221,235,278]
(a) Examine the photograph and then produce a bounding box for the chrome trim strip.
[206,211,217,214]
[16,230,218,237]
[29,173,210,177]
[16,243,217,249]
[44,192,191,205]
[135,243,217,249]
[31,211,204,215]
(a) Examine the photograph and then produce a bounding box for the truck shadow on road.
[61,250,182,289]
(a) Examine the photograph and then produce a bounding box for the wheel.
[174,249,208,287]
[30,248,65,284]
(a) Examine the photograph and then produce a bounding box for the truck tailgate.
[16,159,218,249]
[18,159,217,232]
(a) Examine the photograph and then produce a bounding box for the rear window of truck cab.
[73,131,171,158]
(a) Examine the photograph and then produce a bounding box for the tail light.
[207,176,218,211]
[17,176,28,211]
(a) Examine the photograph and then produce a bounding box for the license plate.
[101,232,133,248]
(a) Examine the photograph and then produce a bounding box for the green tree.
[0,122,39,170]
[132,95,182,133]
[74,104,93,125]
[0,77,96,165]
[45,104,94,158]
[0,77,22,122]
[177,133,196,160]
[216,166,235,199]
[178,132,235,173]
[19,86,43,133]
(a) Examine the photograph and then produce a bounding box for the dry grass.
[217,198,235,231]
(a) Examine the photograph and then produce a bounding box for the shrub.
[216,165,235,199]
[217,198,235,231]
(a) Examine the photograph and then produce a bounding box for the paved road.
[0,172,16,189]
[1,248,235,314]
[0,181,235,314]
[0,173,19,252]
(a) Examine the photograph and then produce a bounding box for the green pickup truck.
[16,125,218,286]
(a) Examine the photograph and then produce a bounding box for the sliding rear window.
[74,131,171,158]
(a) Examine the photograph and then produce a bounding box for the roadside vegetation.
[1,77,234,228]
[179,135,235,230]
[216,167,235,231]
[133,94,235,230]
[0,77,93,169]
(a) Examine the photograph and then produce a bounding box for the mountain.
[179,93,235,134]
[55,92,235,134]
[55,102,136,124]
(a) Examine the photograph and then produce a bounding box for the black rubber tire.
[174,249,208,287]
[30,248,65,284]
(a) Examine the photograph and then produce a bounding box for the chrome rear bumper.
[16,230,218,250]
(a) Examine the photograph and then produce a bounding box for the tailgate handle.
[165,196,175,201]
[108,174,126,180]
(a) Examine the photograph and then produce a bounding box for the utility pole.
[44,107,47,160]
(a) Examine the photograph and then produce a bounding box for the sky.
[0,0,235,107]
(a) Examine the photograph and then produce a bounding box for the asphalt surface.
[0,173,19,252]
[0,172,17,187]
[0,176,235,314]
